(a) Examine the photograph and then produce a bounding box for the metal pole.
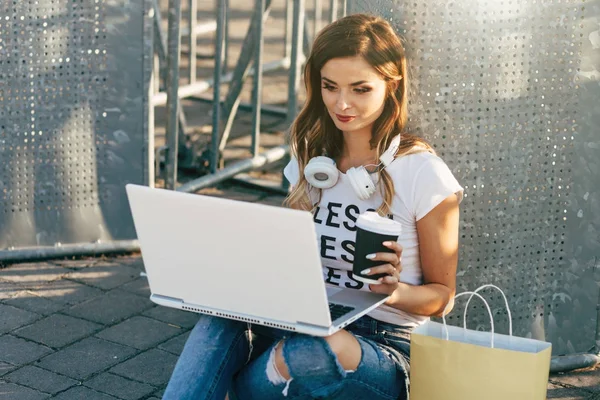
[314,0,322,39]
[223,0,229,75]
[211,0,226,174]
[153,0,188,141]
[342,0,346,17]
[251,0,265,157]
[190,94,288,117]
[287,0,305,125]
[188,0,197,83]
[329,0,337,23]
[303,14,311,56]
[284,0,293,60]
[165,0,183,190]
[281,0,304,192]
[177,145,289,193]
[0,241,140,264]
[152,57,288,106]
[218,0,273,153]
[153,54,160,93]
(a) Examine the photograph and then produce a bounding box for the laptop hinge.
[296,321,332,336]
[151,294,183,303]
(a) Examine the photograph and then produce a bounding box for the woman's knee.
[323,330,362,371]
[272,330,362,380]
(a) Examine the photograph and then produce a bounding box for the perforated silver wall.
[348,0,600,355]
[0,0,152,251]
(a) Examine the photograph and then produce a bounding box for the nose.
[335,91,351,111]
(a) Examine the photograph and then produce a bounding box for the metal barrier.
[155,0,348,193]
[0,0,153,262]
[348,0,600,361]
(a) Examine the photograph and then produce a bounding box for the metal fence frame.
[0,0,154,263]
[155,0,348,194]
[347,0,600,371]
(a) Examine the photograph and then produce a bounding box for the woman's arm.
[369,193,460,316]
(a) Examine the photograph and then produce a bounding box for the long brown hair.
[284,13,434,215]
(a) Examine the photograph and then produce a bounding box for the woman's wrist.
[384,281,411,308]
[383,281,454,316]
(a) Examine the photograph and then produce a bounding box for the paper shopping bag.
[409,288,552,400]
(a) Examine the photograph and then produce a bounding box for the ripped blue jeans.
[163,314,411,400]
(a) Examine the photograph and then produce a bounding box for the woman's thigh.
[232,331,408,400]
[164,315,249,400]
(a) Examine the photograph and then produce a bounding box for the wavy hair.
[284,14,434,215]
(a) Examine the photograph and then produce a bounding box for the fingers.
[379,274,400,285]
[360,263,399,277]
[363,253,402,275]
[383,241,403,256]
[365,251,398,265]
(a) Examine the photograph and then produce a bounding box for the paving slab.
[552,371,600,393]
[14,314,102,348]
[3,365,78,394]
[158,331,191,356]
[65,289,154,325]
[27,280,104,306]
[0,361,17,377]
[142,305,200,329]
[0,304,41,334]
[118,277,150,298]
[547,383,594,399]
[95,316,183,350]
[64,262,142,290]
[0,280,22,300]
[255,194,287,207]
[197,185,265,203]
[84,372,156,400]
[0,382,50,400]
[0,263,69,284]
[52,386,119,400]
[0,335,53,365]
[37,337,138,380]
[110,349,178,387]
[3,290,65,316]
[50,258,101,268]
[111,256,145,271]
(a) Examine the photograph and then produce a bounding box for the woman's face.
[320,56,388,135]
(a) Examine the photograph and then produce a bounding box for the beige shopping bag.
[410,285,552,400]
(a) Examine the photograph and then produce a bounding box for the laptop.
[125,184,390,337]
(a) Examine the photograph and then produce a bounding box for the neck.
[340,128,377,168]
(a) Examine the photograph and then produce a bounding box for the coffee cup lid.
[356,211,402,236]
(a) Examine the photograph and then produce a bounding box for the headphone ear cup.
[346,166,376,200]
[304,156,339,189]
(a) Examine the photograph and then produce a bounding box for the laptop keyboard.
[328,303,355,321]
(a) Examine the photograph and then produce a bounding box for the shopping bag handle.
[463,284,513,337]
[442,291,496,348]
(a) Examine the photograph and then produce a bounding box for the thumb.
[368,283,384,293]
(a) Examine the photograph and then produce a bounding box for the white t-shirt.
[283,151,464,327]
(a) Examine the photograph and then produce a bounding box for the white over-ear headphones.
[304,135,401,200]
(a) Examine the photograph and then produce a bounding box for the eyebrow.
[322,77,370,86]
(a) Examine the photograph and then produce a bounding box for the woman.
[164,13,463,400]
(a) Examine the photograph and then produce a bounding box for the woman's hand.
[365,241,403,296]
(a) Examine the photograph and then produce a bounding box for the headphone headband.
[379,134,401,167]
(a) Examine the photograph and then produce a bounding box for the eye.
[354,87,372,94]
[322,84,336,91]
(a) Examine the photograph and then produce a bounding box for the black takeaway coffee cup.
[352,211,403,285]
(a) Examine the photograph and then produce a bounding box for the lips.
[335,114,356,123]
